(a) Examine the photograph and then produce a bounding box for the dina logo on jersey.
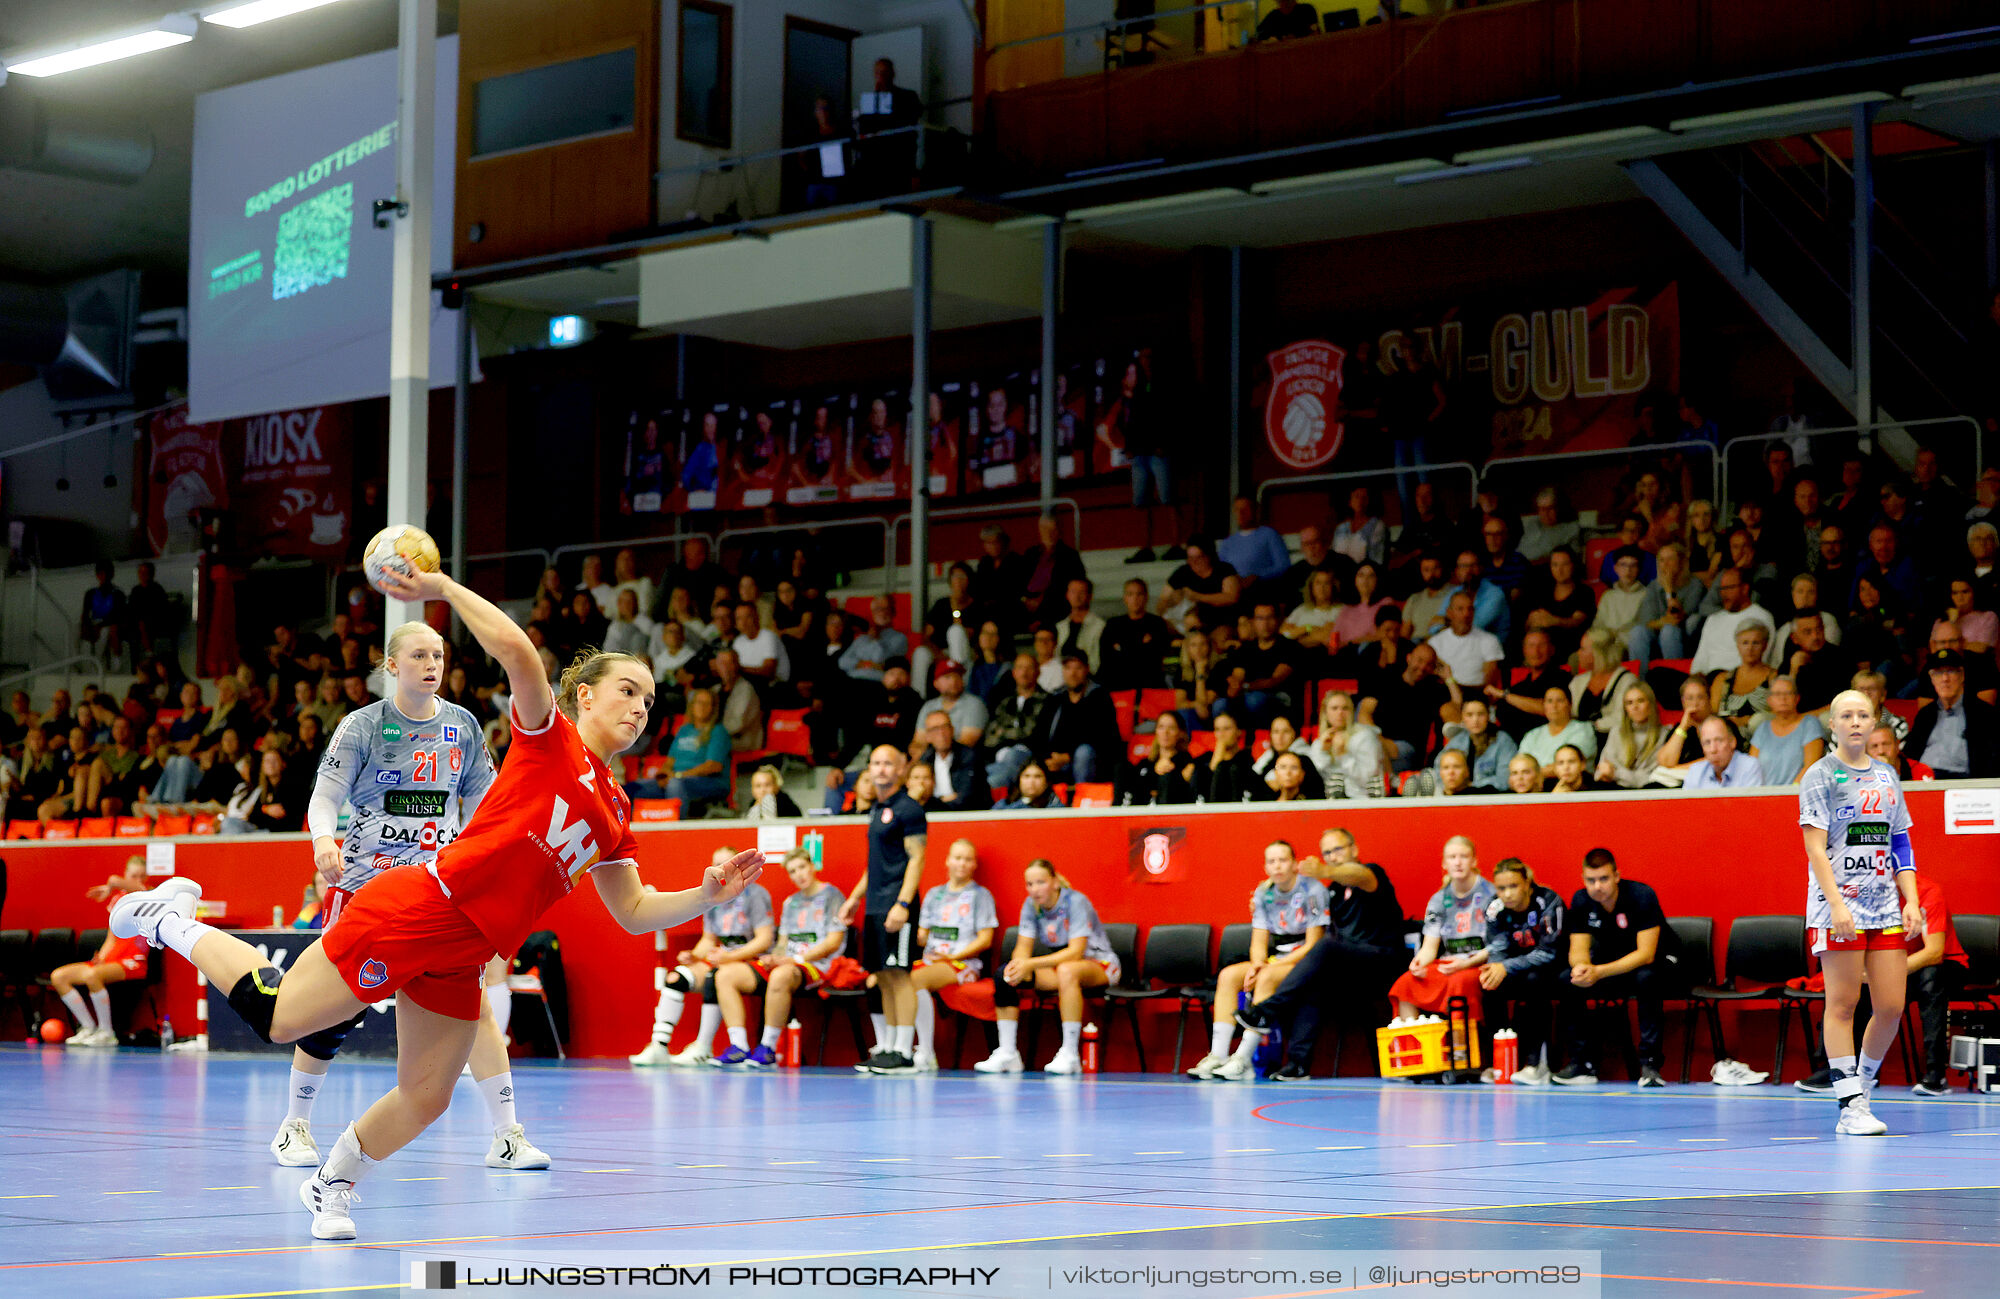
[375,770,401,785]
[382,722,402,743]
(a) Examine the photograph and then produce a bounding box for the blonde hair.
[1025,858,1073,890]
[556,648,650,721]
[1444,833,1477,857]
[783,848,817,872]
[1613,680,1663,765]
[386,621,441,661]
[1829,688,1877,721]
[752,763,783,786]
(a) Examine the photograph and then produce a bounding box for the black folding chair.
[1105,923,1214,1074]
[1666,917,1722,1082]
[0,929,33,1037]
[813,929,873,1066]
[1687,915,1811,1083]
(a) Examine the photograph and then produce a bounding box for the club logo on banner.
[1265,340,1346,470]
[1128,826,1188,884]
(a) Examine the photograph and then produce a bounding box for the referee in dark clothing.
[839,744,928,1074]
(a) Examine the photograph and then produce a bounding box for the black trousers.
[1487,967,1567,1064]
[1563,962,1682,1071]
[1245,940,1402,1068]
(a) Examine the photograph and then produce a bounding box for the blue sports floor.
[0,1046,1994,1298]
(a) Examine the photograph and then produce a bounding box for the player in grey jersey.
[1801,690,1924,1137]
[271,623,550,1172]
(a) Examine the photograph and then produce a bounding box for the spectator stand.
[713,518,890,590]
[1256,462,1481,529]
[1480,440,1721,526]
[889,496,1084,590]
[1718,416,1982,513]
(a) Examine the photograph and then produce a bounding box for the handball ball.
[40,1018,68,1044]
[362,525,441,595]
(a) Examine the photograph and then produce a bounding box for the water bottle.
[1081,1022,1100,1074]
[272,904,285,927]
[1447,996,1469,1071]
[782,1019,802,1068]
[160,1015,175,1052]
[1492,1029,1518,1084]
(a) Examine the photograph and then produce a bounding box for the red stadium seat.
[43,821,79,840]
[632,799,682,822]
[152,814,192,836]
[190,814,220,835]
[1621,660,1643,676]
[1659,710,1684,728]
[1188,730,1217,756]
[1136,688,1177,726]
[1071,782,1115,808]
[839,592,913,632]
[114,817,152,838]
[5,821,44,840]
[1127,736,1152,763]
[1583,536,1619,577]
[1908,760,1935,780]
[155,709,182,725]
[1251,730,1271,762]
[1653,658,1692,675]
[1312,678,1360,717]
[1884,699,1918,724]
[1111,691,1138,741]
[76,817,115,839]
[763,709,811,760]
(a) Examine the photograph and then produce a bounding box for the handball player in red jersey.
[111,565,762,1240]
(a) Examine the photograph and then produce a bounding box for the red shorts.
[1809,926,1906,956]
[915,956,981,983]
[101,936,149,979]
[753,957,824,986]
[322,886,355,929]
[318,866,494,1020]
[1389,965,1485,1020]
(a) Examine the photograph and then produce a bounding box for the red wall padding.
[4,789,1992,1069]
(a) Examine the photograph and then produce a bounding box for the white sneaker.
[1835,1096,1889,1136]
[108,877,202,946]
[298,1173,358,1240]
[628,1041,673,1067]
[1479,1067,1499,1084]
[1512,1063,1552,1086]
[486,1123,551,1169]
[1214,1051,1257,1081]
[1186,1051,1228,1080]
[913,1046,938,1073]
[973,1047,1024,1073]
[668,1042,712,1067]
[1043,1049,1082,1075]
[270,1118,319,1167]
[1711,1059,1770,1087]
[71,1026,116,1047]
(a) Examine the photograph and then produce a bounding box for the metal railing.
[1718,416,1983,510]
[987,0,1257,77]
[713,518,893,592]
[1256,461,1480,510]
[890,496,1083,587]
[0,654,108,698]
[1480,440,1721,511]
[660,122,961,227]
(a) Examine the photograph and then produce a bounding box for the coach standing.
[839,744,928,1074]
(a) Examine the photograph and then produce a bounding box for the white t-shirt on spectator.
[604,615,656,658]
[1689,604,1777,675]
[1430,626,1503,686]
[581,581,616,616]
[733,629,787,680]
[1037,658,1064,693]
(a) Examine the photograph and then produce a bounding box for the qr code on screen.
[271,183,354,301]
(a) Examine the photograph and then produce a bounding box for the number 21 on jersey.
[411,751,438,783]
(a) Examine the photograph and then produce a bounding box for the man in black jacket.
[982,652,1050,790]
[1098,578,1178,690]
[1191,712,1267,804]
[1906,650,2000,779]
[913,709,991,811]
[1040,652,1119,784]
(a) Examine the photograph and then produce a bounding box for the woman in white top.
[1596,681,1665,789]
[1567,628,1636,734]
[1282,569,1344,650]
[1309,689,1385,798]
[1332,486,1387,567]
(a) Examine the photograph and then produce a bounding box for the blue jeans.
[1053,743,1102,784]
[1627,619,1699,669]
[986,745,1034,793]
[1392,433,1431,512]
[1214,691,1277,728]
[667,775,730,816]
[153,755,200,805]
[822,768,863,814]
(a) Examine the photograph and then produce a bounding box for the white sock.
[759,1024,782,1049]
[477,1072,517,1133]
[317,1123,376,1187]
[869,1012,889,1051]
[891,1024,915,1055]
[1060,1021,1081,1054]
[1233,1026,1266,1056]
[914,991,935,1055]
[155,913,207,964]
[1829,1053,1857,1078]
[1858,1051,1884,1085]
[89,989,112,1032]
[727,1026,749,1051]
[996,1019,1019,1052]
[287,1067,324,1123]
[59,990,94,1031]
[1210,1021,1233,1058]
[652,985,685,1043]
[696,1004,722,1050]
[487,984,512,1036]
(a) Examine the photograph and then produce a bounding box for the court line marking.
[769,1160,817,1165]
[1586,1140,1637,1145]
[1043,1153,1090,1158]
[102,1190,161,1195]
[1497,1141,1546,1146]
[951,1155,1001,1159]
[1390,1212,2000,1249]
[1224,1148,1274,1154]
[1770,1136,1819,1141]
[393,1177,444,1182]
[22,1183,2000,1274]
[0,1195,54,1200]
[576,1168,633,1173]
[202,1187,257,1191]
[1680,1138,1728,1142]
[1132,1150,1183,1155]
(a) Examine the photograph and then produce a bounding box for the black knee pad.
[664,970,690,994]
[866,984,883,1014]
[294,1008,369,1061]
[226,966,285,1042]
[992,979,1021,1009]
